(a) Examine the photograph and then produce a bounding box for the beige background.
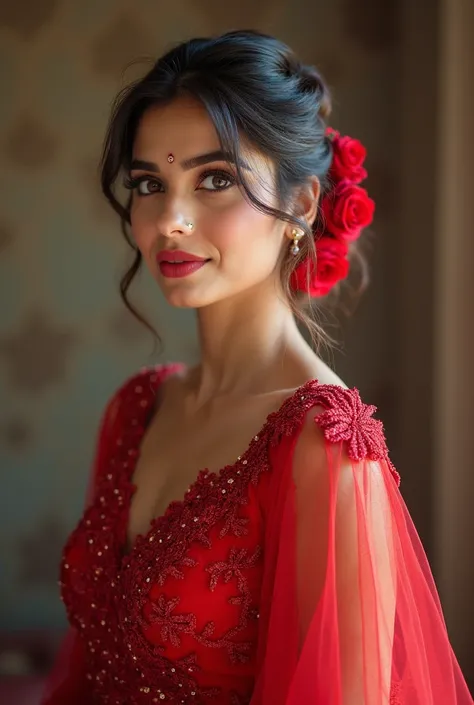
[0,0,472,686]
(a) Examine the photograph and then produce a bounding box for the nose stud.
[186,221,194,231]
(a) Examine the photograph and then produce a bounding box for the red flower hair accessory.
[290,128,375,297]
[290,237,349,298]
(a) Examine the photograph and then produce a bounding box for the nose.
[162,217,193,238]
[155,198,194,239]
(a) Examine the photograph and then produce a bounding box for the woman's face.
[127,95,290,309]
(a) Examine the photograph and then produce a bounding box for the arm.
[292,410,395,704]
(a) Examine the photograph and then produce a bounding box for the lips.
[156,250,210,279]
[157,250,208,263]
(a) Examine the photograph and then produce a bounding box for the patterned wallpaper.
[0,0,399,632]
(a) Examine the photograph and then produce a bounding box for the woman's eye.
[136,178,162,195]
[124,176,162,195]
[199,172,235,191]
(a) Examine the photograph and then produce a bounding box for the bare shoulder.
[290,354,349,439]
[312,356,349,389]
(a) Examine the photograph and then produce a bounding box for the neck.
[189,282,315,404]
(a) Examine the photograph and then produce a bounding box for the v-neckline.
[117,365,319,559]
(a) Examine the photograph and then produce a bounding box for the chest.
[127,396,278,546]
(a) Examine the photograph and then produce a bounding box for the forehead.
[131,95,274,180]
[133,96,220,155]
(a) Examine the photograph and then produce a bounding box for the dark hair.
[100,29,366,348]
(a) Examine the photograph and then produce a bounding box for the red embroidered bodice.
[49,365,472,705]
[59,365,282,704]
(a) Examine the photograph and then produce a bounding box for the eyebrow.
[129,150,250,173]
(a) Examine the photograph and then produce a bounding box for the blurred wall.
[434,0,474,682]
[0,0,471,686]
[395,0,474,685]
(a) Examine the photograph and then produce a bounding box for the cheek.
[130,202,156,252]
[205,198,275,254]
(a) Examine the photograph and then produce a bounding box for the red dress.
[42,364,472,705]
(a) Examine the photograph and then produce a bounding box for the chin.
[162,286,215,309]
[165,294,198,309]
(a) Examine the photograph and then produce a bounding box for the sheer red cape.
[253,386,472,704]
[42,378,472,704]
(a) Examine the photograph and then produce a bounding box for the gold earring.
[290,229,304,256]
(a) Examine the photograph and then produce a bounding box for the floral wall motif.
[0,0,400,631]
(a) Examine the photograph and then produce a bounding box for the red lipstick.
[156,250,209,278]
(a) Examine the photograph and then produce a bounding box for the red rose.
[290,238,349,297]
[330,134,367,184]
[322,180,375,242]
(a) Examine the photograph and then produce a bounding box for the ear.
[290,176,321,234]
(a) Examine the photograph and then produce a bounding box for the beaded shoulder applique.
[268,380,400,486]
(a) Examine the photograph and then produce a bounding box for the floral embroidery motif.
[219,512,249,539]
[147,595,197,648]
[272,380,400,486]
[207,547,261,591]
[314,385,386,458]
[157,556,197,586]
[311,385,400,485]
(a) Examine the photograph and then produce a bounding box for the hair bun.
[298,64,332,120]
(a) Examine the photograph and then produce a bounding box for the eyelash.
[123,169,237,195]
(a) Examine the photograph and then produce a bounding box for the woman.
[42,30,472,705]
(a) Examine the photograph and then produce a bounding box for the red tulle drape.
[252,415,472,704]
